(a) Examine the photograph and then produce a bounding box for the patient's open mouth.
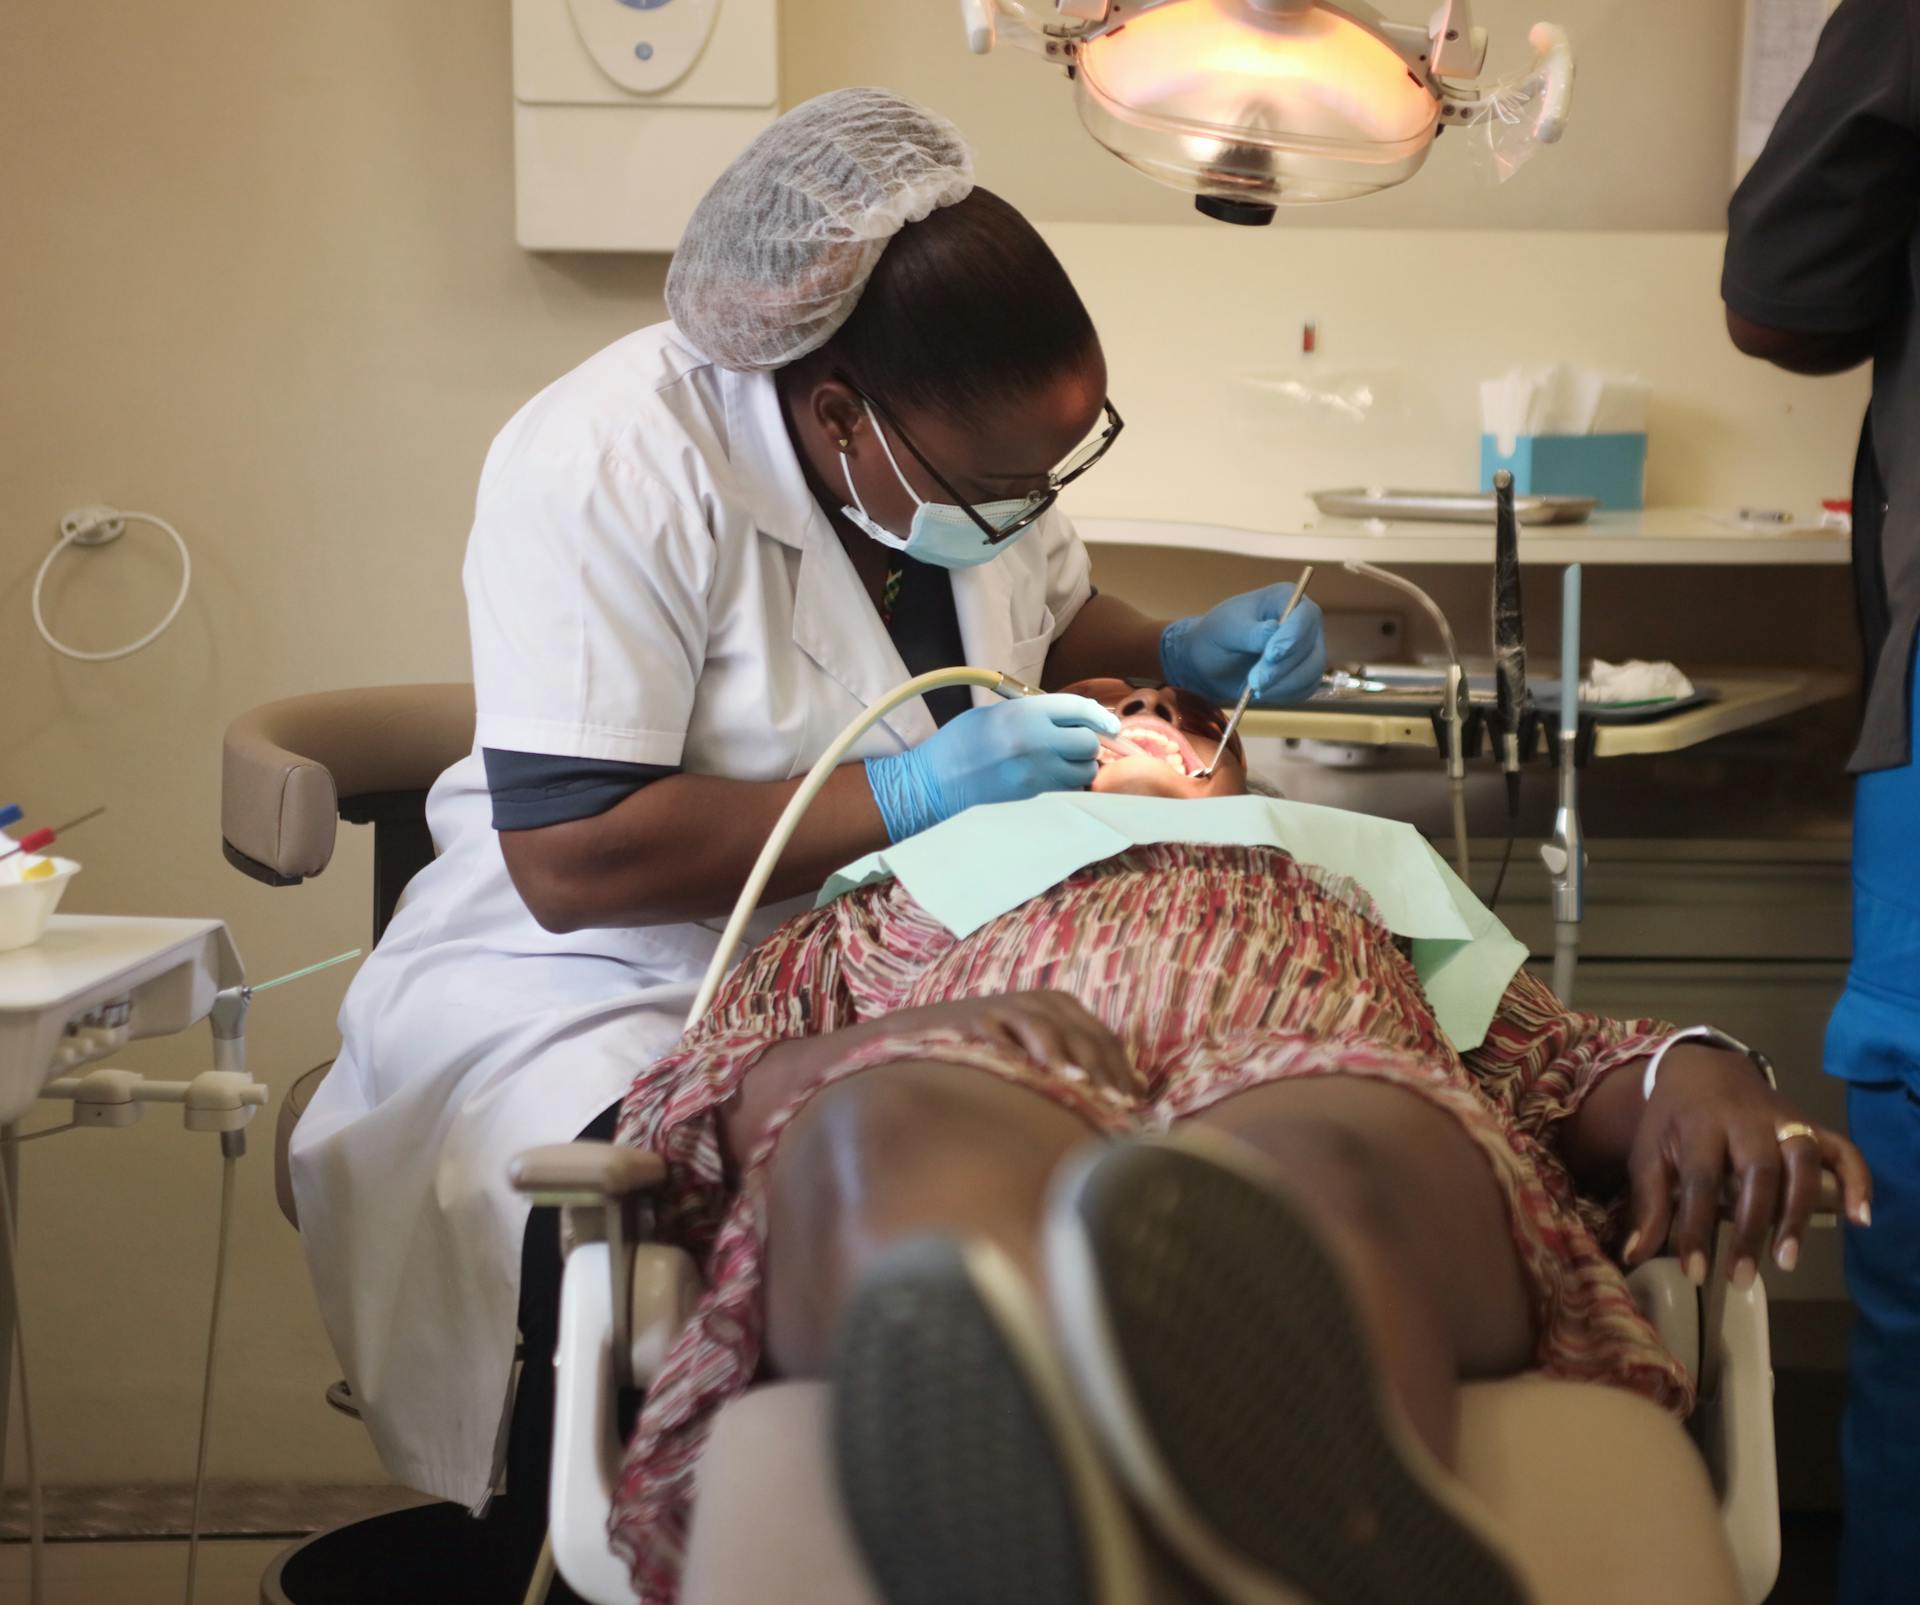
[1096,720,1204,777]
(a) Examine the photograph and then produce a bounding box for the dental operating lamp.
[961,1,1573,222]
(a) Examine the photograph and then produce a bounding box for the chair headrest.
[222,684,475,881]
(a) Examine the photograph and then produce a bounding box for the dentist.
[290,87,1325,1539]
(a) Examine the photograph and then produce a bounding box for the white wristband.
[1640,1026,1778,1103]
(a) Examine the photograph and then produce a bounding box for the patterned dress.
[607,844,1692,1600]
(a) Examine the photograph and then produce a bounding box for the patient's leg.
[1187,1076,1536,1467]
[747,1061,1096,1378]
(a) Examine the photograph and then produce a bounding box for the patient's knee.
[763,1063,1088,1376]
[770,1063,1090,1264]
[780,1061,1087,1219]
[1209,1105,1392,1224]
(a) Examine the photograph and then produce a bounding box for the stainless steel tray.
[1311,488,1599,525]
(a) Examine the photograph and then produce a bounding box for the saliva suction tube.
[690,663,1235,1027]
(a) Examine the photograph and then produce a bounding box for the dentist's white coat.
[289,323,1093,1504]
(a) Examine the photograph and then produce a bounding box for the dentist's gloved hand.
[865,694,1122,842]
[1160,583,1327,705]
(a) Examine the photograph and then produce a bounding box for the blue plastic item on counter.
[1480,432,1647,511]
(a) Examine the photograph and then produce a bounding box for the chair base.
[260,1501,546,1605]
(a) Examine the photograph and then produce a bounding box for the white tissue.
[1579,659,1694,706]
[1480,364,1651,455]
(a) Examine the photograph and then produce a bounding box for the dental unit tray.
[1314,667,1717,724]
[1312,489,1599,525]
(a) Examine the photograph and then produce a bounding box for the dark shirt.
[1723,0,1920,771]
[483,749,679,831]
[486,560,975,828]
[883,558,974,727]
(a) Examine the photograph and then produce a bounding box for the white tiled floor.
[0,1538,285,1604]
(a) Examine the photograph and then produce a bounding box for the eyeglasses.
[841,375,1124,545]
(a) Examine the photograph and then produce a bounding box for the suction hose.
[684,666,1022,1028]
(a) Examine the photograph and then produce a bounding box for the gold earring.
[838,438,850,448]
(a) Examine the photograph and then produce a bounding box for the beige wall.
[2,1,667,1485]
[0,0,1847,1490]
[1045,224,1870,527]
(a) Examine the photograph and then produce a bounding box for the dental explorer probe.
[1194,565,1316,782]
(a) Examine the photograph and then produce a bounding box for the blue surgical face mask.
[840,403,1038,570]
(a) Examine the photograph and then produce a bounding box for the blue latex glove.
[865,694,1123,842]
[1160,582,1326,705]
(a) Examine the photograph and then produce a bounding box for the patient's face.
[1062,679,1248,799]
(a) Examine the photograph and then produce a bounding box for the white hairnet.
[667,88,975,372]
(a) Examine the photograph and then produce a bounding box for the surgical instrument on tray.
[1195,565,1316,782]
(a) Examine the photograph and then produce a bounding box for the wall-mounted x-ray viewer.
[512,0,778,252]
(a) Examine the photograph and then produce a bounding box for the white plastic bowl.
[0,855,80,953]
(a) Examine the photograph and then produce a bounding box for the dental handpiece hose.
[688,666,1043,1026]
[1341,559,1469,880]
[1490,471,1531,827]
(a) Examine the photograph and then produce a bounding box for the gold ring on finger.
[1775,1120,1818,1146]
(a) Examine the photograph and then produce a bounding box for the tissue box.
[1480,433,1646,511]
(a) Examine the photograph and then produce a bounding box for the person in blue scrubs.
[1722,3,1919,1597]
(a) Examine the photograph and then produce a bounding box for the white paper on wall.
[1733,0,1834,184]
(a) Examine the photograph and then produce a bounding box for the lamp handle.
[960,0,996,53]
[1528,23,1575,144]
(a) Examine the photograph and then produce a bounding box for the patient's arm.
[1462,969,1668,1149]
[1465,970,1871,1283]
[501,764,889,932]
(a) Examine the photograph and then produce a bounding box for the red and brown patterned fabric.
[607,843,1690,1600]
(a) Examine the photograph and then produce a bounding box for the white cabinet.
[512,0,779,252]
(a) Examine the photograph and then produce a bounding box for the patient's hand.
[1617,1048,1872,1287]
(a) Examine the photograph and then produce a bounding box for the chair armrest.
[516,1140,682,1401]
[510,1141,667,1205]
[1628,1168,1841,1396]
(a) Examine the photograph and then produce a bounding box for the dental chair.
[222,683,532,1605]
[222,683,1795,1605]
[513,1134,1818,1605]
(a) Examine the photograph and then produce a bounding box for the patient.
[606,679,1867,1605]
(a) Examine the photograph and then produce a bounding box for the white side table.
[0,914,243,1490]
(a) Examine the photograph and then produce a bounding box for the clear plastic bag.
[1238,367,1423,429]
[1455,23,1574,184]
